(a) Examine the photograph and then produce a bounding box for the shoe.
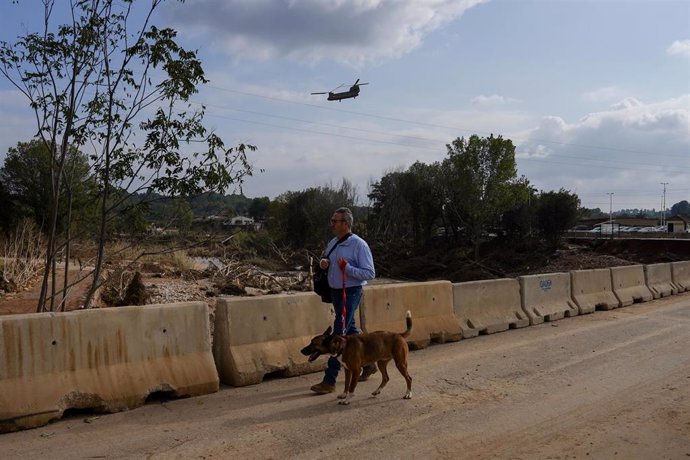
[359,364,378,382]
[310,381,336,394]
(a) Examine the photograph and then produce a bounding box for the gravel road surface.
[2,293,689,459]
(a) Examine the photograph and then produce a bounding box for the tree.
[367,169,414,240]
[440,134,529,259]
[580,207,605,219]
[1,1,255,310]
[535,189,581,247]
[171,198,193,234]
[368,162,444,244]
[0,180,20,235]
[501,185,538,241]
[270,179,358,249]
[670,200,690,216]
[0,140,97,233]
[248,196,270,221]
[0,140,53,229]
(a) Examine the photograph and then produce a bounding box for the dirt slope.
[2,293,689,459]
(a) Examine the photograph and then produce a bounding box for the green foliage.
[615,208,658,218]
[0,180,18,234]
[368,162,444,243]
[441,134,529,258]
[0,0,255,310]
[1,140,53,228]
[183,193,252,218]
[229,230,275,257]
[670,200,690,216]
[171,198,193,233]
[580,207,605,219]
[368,169,414,240]
[269,179,358,248]
[248,197,271,220]
[0,139,98,235]
[536,189,580,246]
[501,186,538,241]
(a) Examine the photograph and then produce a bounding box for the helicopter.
[311,79,369,101]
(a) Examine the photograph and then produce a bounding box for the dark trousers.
[323,286,362,385]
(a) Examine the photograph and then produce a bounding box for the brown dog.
[300,311,413,404]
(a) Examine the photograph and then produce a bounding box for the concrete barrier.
[570,269,621,313]
[671,261,690,292]
[0,302,218,433]
[213,293,333,386]
[360,281,461,349]
[610,265,653,306]
[452,279,529,338]
[518,273,578,325]
[644,263,679,298]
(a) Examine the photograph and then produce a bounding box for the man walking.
[310,207,377,394]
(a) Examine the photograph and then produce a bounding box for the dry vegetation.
[0,219,45,293]
[2,231,689,313]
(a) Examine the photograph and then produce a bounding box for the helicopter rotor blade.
[357,82,369,86]
[354,78,360,85]
[311,92,328,95]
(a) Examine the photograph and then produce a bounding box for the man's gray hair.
[335,207,353,227]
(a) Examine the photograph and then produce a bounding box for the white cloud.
[163,0,488,65]
[235,105,537,200]
[471,94,518,109]
[516,95,690,209]
[667,39,690,57]
[582,86,625,103]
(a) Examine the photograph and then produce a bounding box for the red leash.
[341,265,347,333]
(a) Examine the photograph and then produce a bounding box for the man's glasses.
[330,219,346,224]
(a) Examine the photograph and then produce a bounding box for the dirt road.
[2,293,689,459]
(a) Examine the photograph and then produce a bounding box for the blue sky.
[1,0,688,212]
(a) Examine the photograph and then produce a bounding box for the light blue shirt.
[324,233,375,288]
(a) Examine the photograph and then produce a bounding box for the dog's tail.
[401,310,413,338]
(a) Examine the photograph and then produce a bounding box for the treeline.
[5,135,689,265]
[1,135,584,256]
[151,134,585,255]
[592,201,690,219]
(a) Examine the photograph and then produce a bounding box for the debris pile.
[207,256,311,296]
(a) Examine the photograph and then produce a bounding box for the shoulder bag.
[313,233,351,303]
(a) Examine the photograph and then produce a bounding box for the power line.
[200,101,442,145]
[202,110,679,173]
[198,101,683,170]
[204,112,441,150]
[203,84,688,159]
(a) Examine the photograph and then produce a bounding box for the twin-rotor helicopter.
[311,78,368,102]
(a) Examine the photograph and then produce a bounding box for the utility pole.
[660,182,668,227]
[607,192,614,239]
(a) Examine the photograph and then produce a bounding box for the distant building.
[666,215,689,233]
[227,216,254,226]
[224,215,262,231]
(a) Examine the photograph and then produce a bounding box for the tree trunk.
[59,188,73,312]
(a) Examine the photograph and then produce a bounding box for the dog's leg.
[371,360,390,396]
[339,364,360,405]
[394,353,413,399]
[338,367,351,400]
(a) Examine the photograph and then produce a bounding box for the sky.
[1,0,689,212]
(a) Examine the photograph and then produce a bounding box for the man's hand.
[337,258,347,270]
[319,258,330,269]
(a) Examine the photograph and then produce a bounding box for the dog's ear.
[323,333,335,347]
[323,326,332,336]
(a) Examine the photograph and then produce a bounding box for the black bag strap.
[324,233,352,259]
